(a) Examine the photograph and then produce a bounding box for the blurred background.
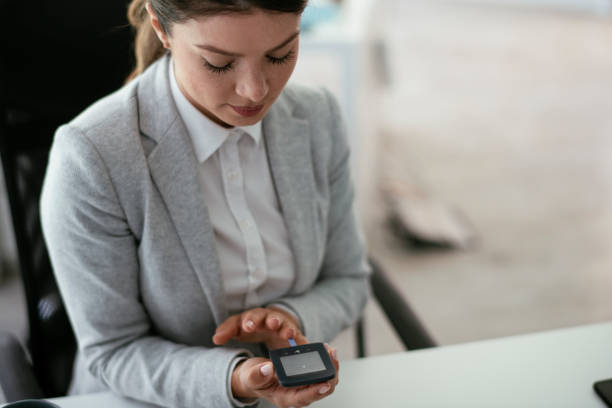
[1,0,612,366]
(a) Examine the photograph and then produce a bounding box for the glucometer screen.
[270,342,336,387]
[280,351,326,376]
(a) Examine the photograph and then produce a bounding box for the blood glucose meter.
[269,341,336,387]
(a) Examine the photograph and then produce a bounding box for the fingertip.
[278,324,294,338]
[267,316,280,330]
[243,319,255,332]
[259,362,273,377]
[249,362,275,388]
[318,383,331,395]
[324,343,337,360]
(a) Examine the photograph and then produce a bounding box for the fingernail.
[246,320,255,330]
[332,348,338,360]
[319,384,331,394]
[260,363,273,377]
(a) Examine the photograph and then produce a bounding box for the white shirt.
[170,61,300,406]
[169,61,296,316]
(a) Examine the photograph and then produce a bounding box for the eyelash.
[268,50,296,65]
[203,50,296,74]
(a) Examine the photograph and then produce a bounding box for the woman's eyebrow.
[195,31,300,57]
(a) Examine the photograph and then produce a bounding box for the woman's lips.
[230,104,264,117]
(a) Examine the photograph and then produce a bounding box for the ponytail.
[126,0,166,82]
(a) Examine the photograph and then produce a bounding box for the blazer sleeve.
[274,89,372,343]
[40,125,252,408]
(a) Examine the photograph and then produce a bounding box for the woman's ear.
[145,2,171,49]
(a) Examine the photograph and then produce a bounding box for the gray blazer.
[40,54,370,408]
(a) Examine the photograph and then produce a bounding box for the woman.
[40,1,370,407]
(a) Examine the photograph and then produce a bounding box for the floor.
[342,0,612,357]
[1,0,612,390]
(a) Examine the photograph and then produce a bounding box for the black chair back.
[0,126,73,397]
[0,0,133,397]
[355,257,436,357]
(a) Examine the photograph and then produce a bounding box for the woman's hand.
[232,345,340,408]
[213,306,307,350]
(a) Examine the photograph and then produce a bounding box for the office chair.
[0,139,436,400]
[0,120,74,401]
[0,1,435,403]
[354,257,436,357]
[0,0,133,402]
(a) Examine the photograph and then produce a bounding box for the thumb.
[247,362,276,390]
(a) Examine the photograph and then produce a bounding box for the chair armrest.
[369,257,437,350]
[0,331,43,402]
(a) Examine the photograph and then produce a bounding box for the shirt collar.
[169,59,262,163]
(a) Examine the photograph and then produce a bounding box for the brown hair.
[125,0,308,82]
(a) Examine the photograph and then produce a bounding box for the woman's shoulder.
[279,83,343,124]
[50,78,149,185]
[59,79,141,149]
[280,83,339,114]
[281,82,328,104]
[278,83,349,167]
[280,83,346,138]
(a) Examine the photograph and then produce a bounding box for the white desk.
[32,322,611,408]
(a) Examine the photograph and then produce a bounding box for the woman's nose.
[235,67,269,103]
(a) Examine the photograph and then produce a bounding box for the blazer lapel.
[137,55,227,324]
[263,100,319,294]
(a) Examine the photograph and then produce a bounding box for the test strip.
[288,338,297,347]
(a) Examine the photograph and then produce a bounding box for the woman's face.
[151,8,301,128]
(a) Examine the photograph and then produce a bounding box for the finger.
[278,319,298,340]
[281,380,334,407]
[295,333,309,346]
[268,333,308,349]
[324,343,339,364]
[265,312,283,331]
[332,360,340,387]
[244,361,276,391]
[324,344,340,385]
[317,380,334,397]
[242,309,267,333]
[213,315,242,345]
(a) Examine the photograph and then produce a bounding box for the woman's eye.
[267,50,296,65]
[202,59,234,74]
[201,50,295,74]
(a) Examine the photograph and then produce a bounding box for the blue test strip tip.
[288,338,297,347]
